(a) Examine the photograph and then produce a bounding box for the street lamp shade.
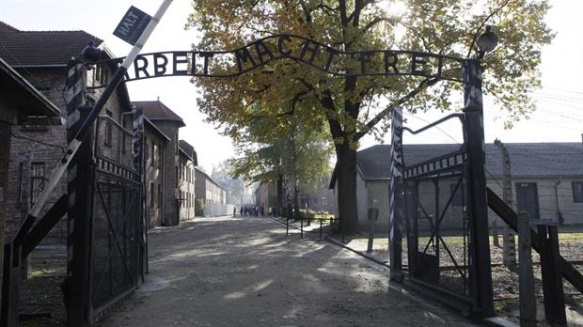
[82,42,103,63]
[476,25,498,53]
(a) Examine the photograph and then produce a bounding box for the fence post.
[538,224,566,326]
[492,219,499,247]
[300,217,304,239]
[1,243,21,327]
[367,207,379,253]
[518,211,537,327]
[494,139,516,268]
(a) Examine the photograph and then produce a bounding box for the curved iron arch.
[95,34,467,82]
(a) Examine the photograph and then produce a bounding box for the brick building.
[133,100,185,226]
[0,56,60,306]
[178,140,197,221]
[142,117,169,227]
[1,20,210,234]
[195,167,227,216]
[254,181,278,215]
[0,21,135,243]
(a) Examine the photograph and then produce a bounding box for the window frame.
[573,181,583,203]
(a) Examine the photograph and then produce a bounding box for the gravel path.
[95,216,479,327]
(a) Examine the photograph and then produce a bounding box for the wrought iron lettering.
[104,34,464,81]
[172,52,189,76]
[153,53,168,76]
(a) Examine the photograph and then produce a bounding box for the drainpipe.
[555,177,564,225]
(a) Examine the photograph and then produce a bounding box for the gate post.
[64,61,94,326]
[462,58,494,316]
[389,106,404,281]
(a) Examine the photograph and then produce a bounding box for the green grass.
[559,233,583,241]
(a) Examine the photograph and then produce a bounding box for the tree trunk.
[335,142,359,234]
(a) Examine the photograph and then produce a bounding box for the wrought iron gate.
[90,153,143,313]
[388,105,493,315]
[65,62,147,325]
[403,147,475,308]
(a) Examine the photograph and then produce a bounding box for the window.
[104,110,113,146]
[30,162,46,205]
[17,162,24,203]
[152,143,159,167]
[96,64,110,85]
[21,115,49,131]
[573,182,583,203]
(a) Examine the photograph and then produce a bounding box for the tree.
[187,0,554,233]
[211,160,246,205]
[229,100,333,216]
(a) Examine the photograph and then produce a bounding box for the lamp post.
[462,25,498,317]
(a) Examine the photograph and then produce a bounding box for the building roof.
[144,117,171,141]
[179,140,198,165]
[132,100,185,127]
[195,166,225,191]
[357,142,583,181]
[0,56,60,117]
[0,21,104,67]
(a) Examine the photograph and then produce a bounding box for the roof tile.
[132,100,185,126]
[0,20,103,66]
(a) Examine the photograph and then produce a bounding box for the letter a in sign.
[113,6,152,46]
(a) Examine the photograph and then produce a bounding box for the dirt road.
[96,216,479,327]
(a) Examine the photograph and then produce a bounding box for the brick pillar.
[64,61,92,326]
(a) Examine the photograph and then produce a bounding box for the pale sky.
[1,1,582,169]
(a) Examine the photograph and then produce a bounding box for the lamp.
[82,42,102,64]
[475,25,498,58]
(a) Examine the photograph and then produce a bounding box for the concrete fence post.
[518,211,537,327]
